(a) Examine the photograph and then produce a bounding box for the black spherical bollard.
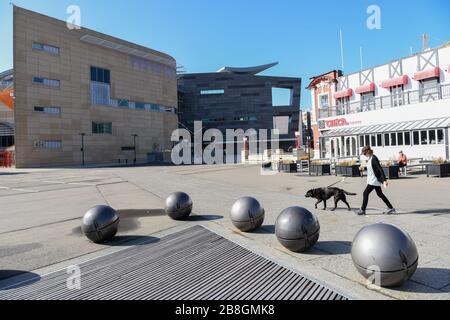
[275,206,320,252]
[81,205,120,243]
[230,197,265,232]
[351,223,419,287]
[165,192,193,220]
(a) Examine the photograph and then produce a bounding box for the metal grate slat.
[0,226,348,300]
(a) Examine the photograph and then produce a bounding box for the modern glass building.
[177,63,302,152]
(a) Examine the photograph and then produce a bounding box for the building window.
[377,134,383,147]
[318,94,330,109]
[429,130,436,144]
[92,122,112,134]
[404,132,411,146]
[384,133,390,146]
[45,141,62,149]
[390,133,397,146]
[34,140,62,149]
[135,102,145,110]
[32,42,60,55]
[272,87,293,107]
[234,116,258,122]
[437,129,444,144]
[360,92,375,111]
[0,136,14,148]
[33,77,60,88]
[200,89,225,95]
[390,85,404,107]
[91,82,111,105]
[413,131,420,145]
[34,106,61,114]
[397,132,404,146]
[420,78,440,102]
[337,97,350,115]
[202,118,225,123]
[365,135,370,147]
[118,100,129,107]
[371,135,376,147]
[273,116,291,135]
[420,130,428,145]
[90,67,111,84]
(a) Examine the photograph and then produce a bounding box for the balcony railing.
[319,83,450,119]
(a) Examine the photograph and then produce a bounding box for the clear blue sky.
[1,0,449,109]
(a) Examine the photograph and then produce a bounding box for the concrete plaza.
[0,164,449,300]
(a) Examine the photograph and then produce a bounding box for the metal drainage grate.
[0,226,348,300]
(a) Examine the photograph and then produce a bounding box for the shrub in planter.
[381,161,399,179]
[335,161,361,177]
[427,158,450,178]
[278,161,297,173]
[310,161,331,176]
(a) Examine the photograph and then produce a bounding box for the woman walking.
[356,146,396,216]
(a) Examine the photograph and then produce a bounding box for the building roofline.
[0,69,13,79]
[217,62,279,75]
[13,5,176,65]
[178,72,301,81]
[333,44,449,80]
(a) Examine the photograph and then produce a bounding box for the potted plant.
[310,161,331,176]
[427,158,450,178]
[335,160,361,177]
[278,160,297,173]
[381,161,400,179]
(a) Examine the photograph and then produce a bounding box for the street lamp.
[80,133,86,166]
[132,134,138,164]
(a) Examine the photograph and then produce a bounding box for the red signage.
[325,118,349,128]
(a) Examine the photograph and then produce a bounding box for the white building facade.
[313,45,450,161]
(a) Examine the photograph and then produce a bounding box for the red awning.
[381,75,409,88]
[334,89,353,99]
[413,67,440,81]
[355,83,376,94]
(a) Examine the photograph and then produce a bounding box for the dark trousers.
[362,185,394,211]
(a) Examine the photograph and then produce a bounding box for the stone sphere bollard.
[275,206,320,252]
[165,192,193,220]
[351,223,419,287]
[81,205,120,243]
[230,197,265,232]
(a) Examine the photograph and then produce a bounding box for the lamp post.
[80,133,86,166]
[132,134,138,164]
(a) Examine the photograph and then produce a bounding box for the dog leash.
[326,177,347,188]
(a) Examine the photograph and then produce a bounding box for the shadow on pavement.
[0,270,41,290]
[307,241,352,255]
[186,215,224,222]
[254,225,275,234]
[0,172,28,176]
[99,235,160,247]
[117,209,166,218]
[399,268,450,293]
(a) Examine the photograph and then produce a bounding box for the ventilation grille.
[0,226,348,300]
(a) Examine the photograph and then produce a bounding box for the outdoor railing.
[319,83,450,119]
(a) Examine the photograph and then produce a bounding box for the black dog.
[305,187,357,211]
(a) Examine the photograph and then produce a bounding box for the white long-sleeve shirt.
[367,156,382,187]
